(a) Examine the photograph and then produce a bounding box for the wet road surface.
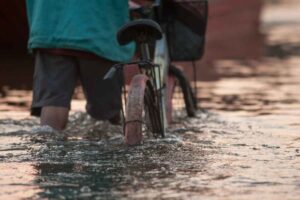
[1,1,300,199]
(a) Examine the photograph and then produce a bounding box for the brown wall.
[180,0,265,81]
[205,0,264,61]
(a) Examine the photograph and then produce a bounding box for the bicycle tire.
[169,65,197,117]
[125,74,163,145]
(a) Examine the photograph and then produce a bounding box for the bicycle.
[104,0,208,145]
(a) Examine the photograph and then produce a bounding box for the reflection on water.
[0,109,299,199]
[0,113,214,199]
[1,1,300,199]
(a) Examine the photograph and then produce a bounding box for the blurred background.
[1,1,300,199]
[0,0,263,87]
[0,0,298,118]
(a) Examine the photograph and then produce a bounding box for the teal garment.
[26,0,135,62]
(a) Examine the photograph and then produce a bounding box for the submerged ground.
[0,1,300,199]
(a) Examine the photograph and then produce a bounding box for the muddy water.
[1,1,300,200]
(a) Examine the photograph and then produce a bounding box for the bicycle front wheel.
[169,65,197,117]
[125,74,164,145]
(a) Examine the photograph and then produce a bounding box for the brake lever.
[103,67,117,80]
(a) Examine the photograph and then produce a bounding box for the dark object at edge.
[163,0,208,61]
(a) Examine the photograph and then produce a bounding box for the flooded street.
[1,1,300,199]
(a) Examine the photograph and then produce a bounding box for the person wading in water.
[26,0,135,130]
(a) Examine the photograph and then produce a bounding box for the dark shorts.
[31,51,122,120]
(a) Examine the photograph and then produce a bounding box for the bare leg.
[41,106,69,130]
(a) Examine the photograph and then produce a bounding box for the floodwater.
[1,1,300,200]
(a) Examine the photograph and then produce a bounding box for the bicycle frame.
[140,0,170,133]
[135,32,169,136]
[153,34,170,133]
[103,1,201,145]
[104,35,169,137]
